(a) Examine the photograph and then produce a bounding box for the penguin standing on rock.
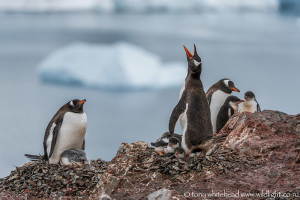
[25,99,87,164]
[216,96,244,133]
[206,79,240,133]
[169,45,213,156]
[240,91,261,113]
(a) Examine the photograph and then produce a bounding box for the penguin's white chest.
[241,100,257,113]
[179,82,185,100]
[210,90,230,133]
[181,103,189,153]
[49,112,87,164]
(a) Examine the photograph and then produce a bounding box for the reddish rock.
[1,110,300,199]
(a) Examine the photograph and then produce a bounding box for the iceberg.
[115,0,279,13]
[38,42,186,90]
[0,0,279,13]
[0,0,114,13]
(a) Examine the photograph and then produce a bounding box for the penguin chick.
[154,132,182,144]
[216,96,244,133]
[174,147,185,159]
[151,132,182,155]
[150,140,168,155]
[60,149,88,166]
[166,137,181,153]
[206,79,240,133]
[240,91,261,113]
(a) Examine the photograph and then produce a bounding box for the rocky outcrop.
[0,110,300,199]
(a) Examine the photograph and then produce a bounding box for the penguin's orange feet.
[158,151,164,156]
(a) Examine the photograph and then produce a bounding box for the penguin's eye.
[193,60,201,66]
[69,101,74,107]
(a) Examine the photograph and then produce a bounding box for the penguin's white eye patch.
[193,60,201,66]
[223,80,230,87]
[69,101,74,107]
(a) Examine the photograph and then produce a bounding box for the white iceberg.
[115,0,278,13]
[0,0,114,13]
[38,42,186,90]
[0,0,279,13]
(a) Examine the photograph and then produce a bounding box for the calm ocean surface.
[0,12,299,177]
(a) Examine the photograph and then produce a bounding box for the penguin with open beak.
[169,45,213,156]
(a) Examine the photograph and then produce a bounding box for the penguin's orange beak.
[238,100,244,103]
[184,45,193,59]
[230,87,240,92]
[78,99,86,105]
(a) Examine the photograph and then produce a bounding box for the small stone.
[148,188,172,200]
[55,175,63,181]
[233,168,239,172]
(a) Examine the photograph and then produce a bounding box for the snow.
[0,0,279,13]
[38,42,186,90]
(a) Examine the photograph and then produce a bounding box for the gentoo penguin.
[240,91,261,113]
[174,147,185,159]
[151,132,182,155]
[150,140,168,155]
[166,137,181,153]
[206,79,240,133]
[60,149,88,166]
[25,99,87,164]
[216,96,244,133]
[169,45,213,156]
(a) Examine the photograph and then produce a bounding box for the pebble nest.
[136,145,260,176]
[0,159,108,198]
[0,144,261,199]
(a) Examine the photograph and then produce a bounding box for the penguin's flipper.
[48,116,64,159]
[230,108,235,116]
[257,103,261,112]
[81,139,85,150]
[206,90,213,106]
[151,140,168,147]
[24,154,44,161]
[169,97,186,135]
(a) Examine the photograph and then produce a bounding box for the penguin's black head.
[220,79,240,94]
[68,99,86,113]
[174,147,185,156]
[168,137,180,146]
[225,95,244,104]
[184,44,202,74]
[244,91,255,101]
